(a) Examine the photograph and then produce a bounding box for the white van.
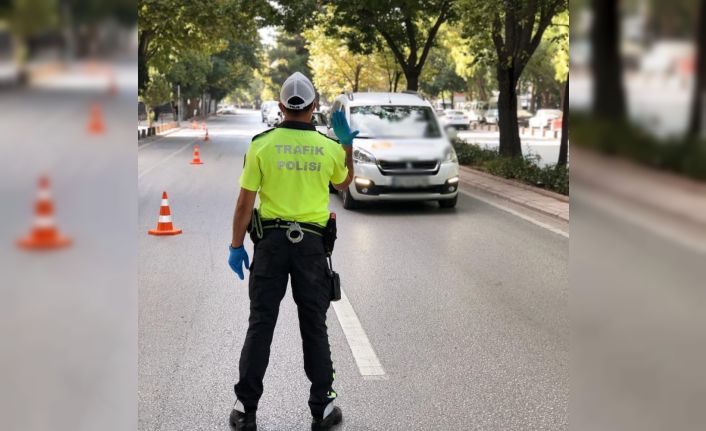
[327,92,459,209]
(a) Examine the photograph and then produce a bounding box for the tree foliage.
[459,0,569,157]
[261,31,312,100]
[137,0,271,93]
[303,9,397,101]
[420,35,466,102]
[275,0,455,91]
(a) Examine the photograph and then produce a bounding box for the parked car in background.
[484,108,499,124]
[265,107,283,127]
[440,109,470,130]
[311,111,328,134]
[260,100,278,122]
[217,105,236,115]
[529,109,562,129]
[327,92,459,209]
[464,101,488,124]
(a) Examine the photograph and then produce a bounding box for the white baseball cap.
[280,72,316,110]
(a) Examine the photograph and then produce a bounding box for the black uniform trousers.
[234,229,336,419]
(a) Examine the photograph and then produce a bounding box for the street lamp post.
[177,85,181,124]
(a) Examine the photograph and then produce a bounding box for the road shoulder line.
[332,290,386,379]
[458,188,569,238]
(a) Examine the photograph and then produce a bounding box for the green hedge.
[452,139,569,195]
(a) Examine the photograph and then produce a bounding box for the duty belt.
[261,219,325,243]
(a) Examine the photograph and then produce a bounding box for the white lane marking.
[138,141,194,179]
[331,289,386,378]
[458,188,569,238]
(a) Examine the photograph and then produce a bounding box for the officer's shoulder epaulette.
[317,131,339,144]
[251,128,276,142]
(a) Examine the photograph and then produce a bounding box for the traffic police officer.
[227,72,358,430]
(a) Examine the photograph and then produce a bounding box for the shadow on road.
[332,196,471,217]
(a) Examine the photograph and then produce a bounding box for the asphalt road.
[138,111,569,430]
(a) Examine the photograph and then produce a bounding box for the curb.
[138,121,180,140]
[459,166,570,202]
[458,166,569,222]
[138,125,183,145]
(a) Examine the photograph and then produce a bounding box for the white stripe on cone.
[34,216,56,227]
[161,199,169,206]
[38,189,51,200]
[158,215,172,223]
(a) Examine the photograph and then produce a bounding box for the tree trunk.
[558,76,570,166]
[404,67,419,91]
[393,71,401,92]
[591,0,627,120]
[138,32,150,95]
[476,76,487,102]
[530,80,537,112]
[353,64,362,92]
[497,67,522,158]
[687,0,706,138]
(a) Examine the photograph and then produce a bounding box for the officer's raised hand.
[228,245,250,280]
[331,109,359,146]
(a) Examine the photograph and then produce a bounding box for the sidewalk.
[458,165,570,221]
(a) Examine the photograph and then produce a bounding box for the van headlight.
[443,147,458,163]
[353,148,376,164]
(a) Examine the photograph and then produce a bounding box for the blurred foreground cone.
[87,104,105,134]
[203,129,209,141]
[191,120,198,129]
[148,192,182,236]
[17,176,72,250]
[190,145,204,165]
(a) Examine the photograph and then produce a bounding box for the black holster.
[324,213,341,301]
[247,208,263,245]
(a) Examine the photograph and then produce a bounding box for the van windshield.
[350,105,442,139]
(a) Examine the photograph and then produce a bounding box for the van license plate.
[392,176,429,188]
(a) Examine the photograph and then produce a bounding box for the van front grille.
[377,160,440,175]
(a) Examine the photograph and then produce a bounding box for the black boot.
[311,406,342,430]
[229,408,256,430]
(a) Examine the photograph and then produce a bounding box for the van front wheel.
[342,188,359,210]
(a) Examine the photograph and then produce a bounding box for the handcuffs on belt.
[285,222,304,244]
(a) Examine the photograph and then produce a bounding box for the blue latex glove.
[228,245,250,280]
[331,109,359,146]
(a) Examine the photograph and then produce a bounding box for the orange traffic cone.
[203,129,209,141]
[17,176,72,250]
[190,145,203,165]
[148,191,182,236]
[87,104,105,134]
